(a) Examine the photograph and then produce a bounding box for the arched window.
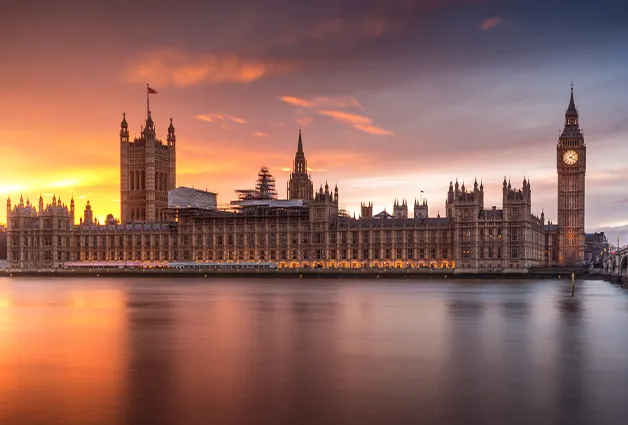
[141,172,145,190]
[130,171,135,191]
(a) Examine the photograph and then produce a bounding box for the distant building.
[0,225,6,260]
[585,232,608,267]
[168,187,217,211]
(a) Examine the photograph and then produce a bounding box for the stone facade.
[120,112,176,223]
[5,89,585,270]
[7,179,549,270]
[557,88,586,265]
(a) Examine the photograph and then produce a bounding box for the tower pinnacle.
[566,83,578,117]
[287,129,314,201]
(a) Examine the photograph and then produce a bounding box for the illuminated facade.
[5,90,583,270]
[6,177,549,270]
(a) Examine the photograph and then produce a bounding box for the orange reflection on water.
[0,280,127,425]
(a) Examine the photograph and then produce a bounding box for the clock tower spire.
[557,84,586,266]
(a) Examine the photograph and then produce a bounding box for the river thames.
[0,277,627,425]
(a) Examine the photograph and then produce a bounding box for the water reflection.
[0,278,627,425]
[0,281,127,425]
[500,300,530,319]
[124,286,177,425]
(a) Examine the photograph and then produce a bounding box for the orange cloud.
[196,114,214,122]
[317,110,394,136]
[196,113,247,124]
[481,17,502,31]
[252,131,270,138]
[281,96,314,108]
[354,124,395,136]
[280,95,362,109]
[127,49,291,88]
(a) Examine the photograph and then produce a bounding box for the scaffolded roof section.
[235,166,278,201]
[256,166,277,200]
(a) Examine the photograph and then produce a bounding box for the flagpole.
[146,83,149,118]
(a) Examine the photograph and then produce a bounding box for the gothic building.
[5,88,587,270]
[120,110,176,223]
[7,178,547,270]
[557,87,586,265]
[286,130,314,201]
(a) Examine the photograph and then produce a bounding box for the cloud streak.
[317,110,394,136]
[196,113,248,124]
[281,95,391,135]
[280,95,362,109]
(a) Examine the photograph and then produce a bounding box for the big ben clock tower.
[557,85,586,265]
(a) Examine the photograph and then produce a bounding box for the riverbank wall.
[0,268,606,280]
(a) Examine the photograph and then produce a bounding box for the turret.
[83,200,93,225]
[38,195,44,213]
[120,112,129,143]
[167,118,176,146]
[143,111,155,139]
[70,196,75,219]
[361,202,373,219]
[393,198,408,219]
[414,198,428,219]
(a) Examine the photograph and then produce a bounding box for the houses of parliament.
[5,89,587,270]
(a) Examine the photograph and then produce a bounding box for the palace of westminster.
[5,89,588,270]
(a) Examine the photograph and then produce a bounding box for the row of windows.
[74,248,451,262]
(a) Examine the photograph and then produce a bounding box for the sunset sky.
[1,0,628,239]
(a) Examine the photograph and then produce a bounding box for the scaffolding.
[235,166,278,201]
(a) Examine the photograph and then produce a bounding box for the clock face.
[563,150,578,165]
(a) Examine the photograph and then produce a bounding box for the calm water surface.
[1,277,627,425]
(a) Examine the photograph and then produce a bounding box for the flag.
[147,86,157,94]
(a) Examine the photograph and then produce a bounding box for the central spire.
[287,129,314,201]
